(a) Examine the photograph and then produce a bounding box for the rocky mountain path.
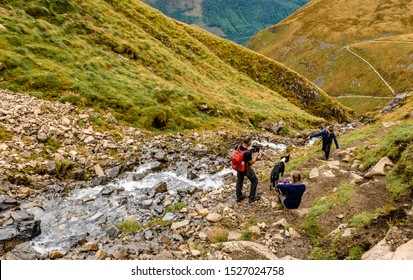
[216,121,413,259]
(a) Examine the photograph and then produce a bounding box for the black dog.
[270,155,290,190]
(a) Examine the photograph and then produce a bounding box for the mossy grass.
[115,216,142,233]
[163,202,186,214]
[0,0,347,132]
[0,125,14,141]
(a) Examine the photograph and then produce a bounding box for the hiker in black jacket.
[309,125,339,160]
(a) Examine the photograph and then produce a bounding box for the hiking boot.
[236,195,246,202]
[248,196,261,203]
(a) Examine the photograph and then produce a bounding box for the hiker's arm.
[333,135,339,149]
[248,152,259,165]
[310,130,325,139]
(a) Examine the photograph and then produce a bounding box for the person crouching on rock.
[276,171,306,209]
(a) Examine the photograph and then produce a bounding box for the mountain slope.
[0,0,352,131]
[142,0,310,45]
[247,0,413,114]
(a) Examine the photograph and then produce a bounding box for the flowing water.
[23,140,288,254]
[27,165,234,254]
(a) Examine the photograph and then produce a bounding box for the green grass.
[340,123,382,147]
[115,217,142,233]
[144,219,173,228]
[337,97,391,116]
[344,245,365,260]
[0,125,13,141]
[164,202,186,214]
[348,212,375,228]
[353,121,413,198]
[0,0,341,132]
[208,228,229,243]
[302,182,355,243]
[309,247,337,260]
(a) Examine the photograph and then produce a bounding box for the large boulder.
[364,157,394,178]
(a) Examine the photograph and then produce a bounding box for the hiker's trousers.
[236,166,258,199]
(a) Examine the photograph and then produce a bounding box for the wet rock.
[100,186,114,196]
[0,220,41,251]
[107,166,121,179]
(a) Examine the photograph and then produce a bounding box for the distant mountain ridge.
[142,0,309,45]
[247,0,413,115]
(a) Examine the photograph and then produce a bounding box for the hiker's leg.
[325,143,332,160]
[235,171,245,199]
[246,167,258,198]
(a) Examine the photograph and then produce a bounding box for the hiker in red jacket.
[234,136,261,203]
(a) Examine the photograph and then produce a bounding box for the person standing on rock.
[309,125,339,160]
[234,136,261,203]
[276,171,306,209]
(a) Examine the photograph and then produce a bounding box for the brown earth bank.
[1,90,412,260]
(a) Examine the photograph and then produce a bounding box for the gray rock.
[11,210,32,222]
[162,212,175,221]
[0,195,19,211]
[0,220,41,245]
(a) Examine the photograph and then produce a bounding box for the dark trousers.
[322,141,332,160]
[236,166,258,199]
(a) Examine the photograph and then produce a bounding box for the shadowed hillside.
[0,0,352,131]
[247,0,413,115]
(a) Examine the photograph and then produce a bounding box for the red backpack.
[231,144,248,172]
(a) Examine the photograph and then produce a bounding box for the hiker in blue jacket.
[309,125,339,160]
[276,171,306,209]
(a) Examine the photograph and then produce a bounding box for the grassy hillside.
[142,0,310,45]
[0,0,352,131]
[247,0,413,113]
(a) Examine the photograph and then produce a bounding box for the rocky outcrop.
[362,227,413,260]
[364,157,394,178]
[381,94,412,114]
